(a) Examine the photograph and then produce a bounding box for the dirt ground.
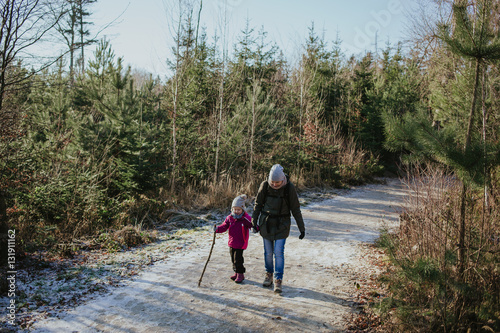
[26,177,408,333]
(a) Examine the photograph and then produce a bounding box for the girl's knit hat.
[232,194,247,210]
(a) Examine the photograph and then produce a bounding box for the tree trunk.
[194,0,202,52]
[458,58,481,278]
[0,67,5,111]
[0,190,8,266]
[481,62,488,212]
[214,71,223,183]
[298,71,304,172]
[79,0,85,74]
[170,5,183,193]
[171,78,178,192]
[249,81,256,176]
[214,2,228,183]
[69,3,76,83]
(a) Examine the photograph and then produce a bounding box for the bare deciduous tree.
[214,0,229,183]
[0,0,64,110]
[163,0,198,191]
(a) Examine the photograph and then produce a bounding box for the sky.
[89,0,415,78]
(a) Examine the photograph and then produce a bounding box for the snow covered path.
[27,178,408,333]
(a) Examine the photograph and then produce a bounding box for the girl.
[214,194,253,283]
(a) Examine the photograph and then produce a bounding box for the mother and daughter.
[214,164,306,293]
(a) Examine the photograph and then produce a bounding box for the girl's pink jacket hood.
[215,212,252,249]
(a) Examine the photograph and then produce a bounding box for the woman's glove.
[251,220,259,233]
[299,231,305,240]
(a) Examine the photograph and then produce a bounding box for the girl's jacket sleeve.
[215,216,231,233]
[242,213,252,229]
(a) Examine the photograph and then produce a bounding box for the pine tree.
[165,0,197,190]
[438,0,500,277]
[349,52,375,141]
[76,0,97,74]
[384,0,500,283]
[74,39,147,197]
[290,23,331,171]
[374,44,423,162]
[224,82,283,176]
[54,0,95,82]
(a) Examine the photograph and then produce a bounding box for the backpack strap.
[262,175,290,212]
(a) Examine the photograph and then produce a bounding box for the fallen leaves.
[343,243,391,332]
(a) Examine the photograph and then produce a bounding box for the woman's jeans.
[263,238,286,280]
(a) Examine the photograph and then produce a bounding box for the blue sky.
[90,0,414,78]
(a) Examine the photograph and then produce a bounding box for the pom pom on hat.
[232,194,247,210]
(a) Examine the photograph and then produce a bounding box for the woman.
[252,164,305,293]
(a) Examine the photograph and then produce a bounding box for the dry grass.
[289,122,381,189]
[320,123,380,185]
[158,172,267,212]
[379,163,500,332]
[397,165,461,263]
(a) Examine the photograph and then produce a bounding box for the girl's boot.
[235,273,245,283]
[230,273,237,280]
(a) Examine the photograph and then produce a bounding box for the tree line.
[1,0,401,246]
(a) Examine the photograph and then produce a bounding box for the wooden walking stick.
[198,224,217,287]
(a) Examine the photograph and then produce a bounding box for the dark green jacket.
[252,179,305,240]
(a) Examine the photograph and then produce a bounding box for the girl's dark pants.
[229,248,245,273]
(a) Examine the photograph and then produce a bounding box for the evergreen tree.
[133,73,168,190]
[223,21,281,176]
[349,52,375,141]
[289,23,331,170]
[74,39,147,197]
[227,21,280,103]
[165,0,196,190]
[224,82,284,176]
[325,35,350,130]
[384,0,500,280]
[176,31,220,182]
[54,0,97,82]
[438,0,500,277]
[374,44,423,162]
[164,3,220,184]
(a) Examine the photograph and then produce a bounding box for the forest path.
[29,178,408,333]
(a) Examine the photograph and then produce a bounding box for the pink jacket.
[215,212,252,250]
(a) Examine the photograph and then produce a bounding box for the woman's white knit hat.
[269,164,286,182]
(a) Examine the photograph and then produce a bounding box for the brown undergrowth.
[370,165,500,332]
